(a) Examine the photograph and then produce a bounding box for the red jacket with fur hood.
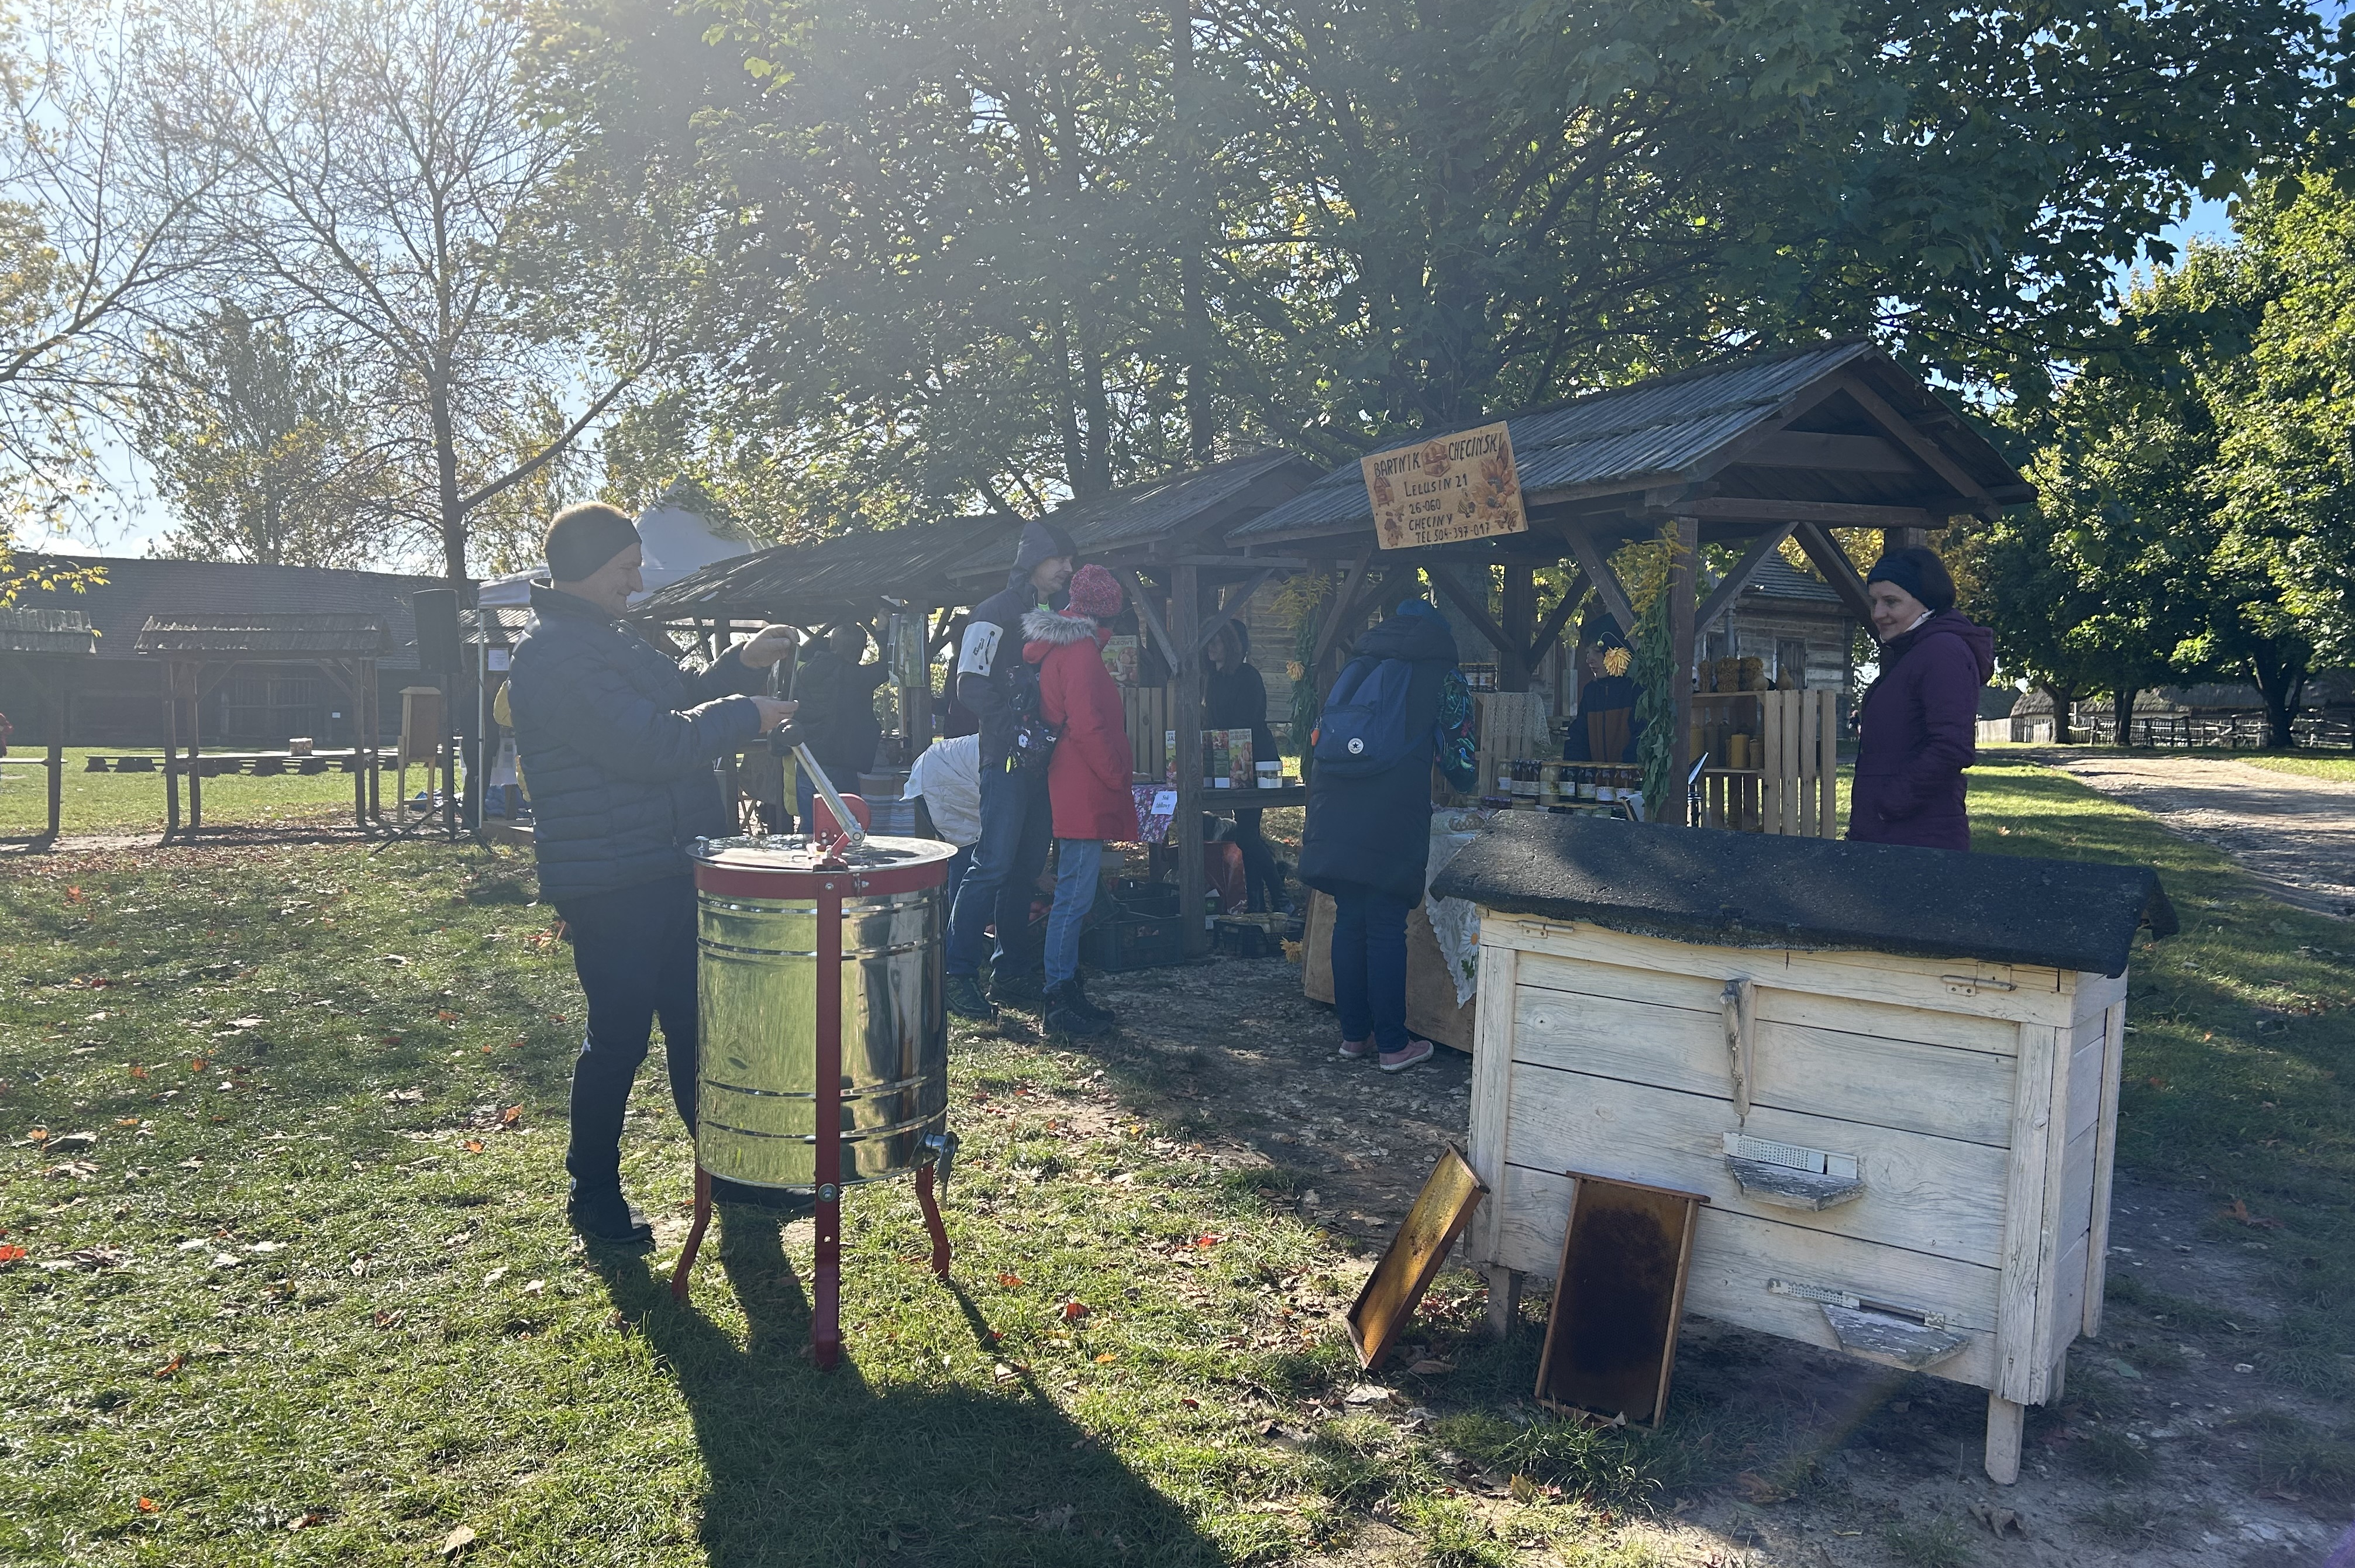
[1022,605,1139,842]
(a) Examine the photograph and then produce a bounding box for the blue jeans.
[557,875,700,1195]
[1044,839,1104,985]
[1331,885,1414,1051]
[946,764,1053,977]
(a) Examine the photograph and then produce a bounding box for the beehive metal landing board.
[1534,1173,1706,1428]
[1347,1145,1488,1371]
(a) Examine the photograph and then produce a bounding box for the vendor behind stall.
[1561,622,1642,764]
[1203,618,1285,911]
[1299,599,1477,1075]
[790,623,887,824]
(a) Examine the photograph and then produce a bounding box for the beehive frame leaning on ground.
[1431,815,2175,1484]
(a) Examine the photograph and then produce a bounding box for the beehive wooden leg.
[1985,1394,2025,1484]
[1484,1266,1523,1340]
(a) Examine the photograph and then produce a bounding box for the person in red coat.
[1023,564,1139,1036]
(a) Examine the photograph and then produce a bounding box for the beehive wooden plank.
[1490,1164,2001,1387]
[2065,1026,2107,1143]
[1501,1063,2011,1264]
[2050,1230,2091,1355]
[1516,947,2023,1056]
[1511,981,2018,1147]
[1491,918,2081,1029]
[1468,943,1520,1266]
[2084,998,2126,1339]
[1996,1021,2064,1405]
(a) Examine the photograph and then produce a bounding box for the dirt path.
[2036,753,2355,919]
[1082,958,2349,1567]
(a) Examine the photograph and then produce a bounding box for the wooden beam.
[1559,526,1637,636]
[1198,567,1278,653]
[1175,553,1310,568]
[1792,521,1876,622]
[1834,374,1994,515]
[1665,518,1698,828]
[1667,497,1944,529]
[1735,431,1917,474]
[1426,566,1519,664]
[1693,522,1799,632]
[1171,563,1209,960]
[1309,549,1376,667]
[1525,569,1588,666]
[1118,567,1183,673]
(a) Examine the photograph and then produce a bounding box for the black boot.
[566,1187,653,1246]
[1044,981,1112,1037]
[945,973,997,1022]
[1065,973,1117,1026]
[993,967,1046,1010]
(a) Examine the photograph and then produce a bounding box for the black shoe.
[567,1189,653,1246]
[711,1177,815,1218]
[1065,973,1117,1026]
[1044,981,1112,1037]
[993,969,1046,1010]
[945,973,997,1021]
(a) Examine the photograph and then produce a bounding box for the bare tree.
[1,3,225,577]
[170,0,661,580]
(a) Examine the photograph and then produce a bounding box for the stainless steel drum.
[689,835,955,1190]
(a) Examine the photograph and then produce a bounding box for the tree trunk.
[2247,650,2308,750]
[2041,682,2077,745]
[429,374,466,583]
[2112,684,2141,748]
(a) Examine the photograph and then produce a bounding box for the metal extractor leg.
[914,1130,957,1282]
[670,1166,712,1304]
[810,873,846,1370]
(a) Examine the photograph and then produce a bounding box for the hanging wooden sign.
[1361,421,1528,550]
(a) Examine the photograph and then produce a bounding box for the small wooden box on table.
[1432,814,2176,1483]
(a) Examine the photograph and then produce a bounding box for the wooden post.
[1171,561,1207,957]
[1500,565,1535,692]
[163,663,181,839]
[45,662,65,839]
[187,663,204,832]
[1666,518,1698,826]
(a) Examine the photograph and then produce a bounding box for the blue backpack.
[1311,654,1420,777]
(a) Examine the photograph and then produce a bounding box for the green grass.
[0,747,373,836]
[1882,1512,1975,1568]
[4,754,2351,1563]
[2233,753,2355,782]
[1966,756,2355,1397]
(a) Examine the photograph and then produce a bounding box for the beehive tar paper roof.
[1431,813,2176,977]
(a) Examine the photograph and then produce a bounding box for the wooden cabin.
[1431,813,2175,1484]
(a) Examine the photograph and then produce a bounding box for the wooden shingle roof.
[134,613,389,659]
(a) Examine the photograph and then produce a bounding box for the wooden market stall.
[1430,812,2177,1483]
[1229,337,2033,824]
[132,614,389,837]
[0,608,98,840]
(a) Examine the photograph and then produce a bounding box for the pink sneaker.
[1378,1038,1435,1074]
[1337,1036,1374,1061]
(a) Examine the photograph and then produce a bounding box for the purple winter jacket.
[1847,611,1996,851]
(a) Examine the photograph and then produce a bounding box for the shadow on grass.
[593,1224,1223,1568]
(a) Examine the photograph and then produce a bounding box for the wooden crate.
[1433,815,2175,1484]
[1475,691,1552,801]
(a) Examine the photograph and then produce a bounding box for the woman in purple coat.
[1848,546,1995,850]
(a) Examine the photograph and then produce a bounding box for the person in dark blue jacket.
[944,517,1076,1021]
[505,502,800,1245]
[1299,600,1476,1074]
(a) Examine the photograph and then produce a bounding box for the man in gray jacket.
[506,502,798,1243]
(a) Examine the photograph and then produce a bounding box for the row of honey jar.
[1496,760,1643,807]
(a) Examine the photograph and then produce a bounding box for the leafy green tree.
[134,303,391,567]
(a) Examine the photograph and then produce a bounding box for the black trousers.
[1224,808,1283,912]
[558,874,698,1197]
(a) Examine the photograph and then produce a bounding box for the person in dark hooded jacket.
[1299,600,1477,1074]
[944,517,1077,1020]
[1848,546,1996,851]
[789,623,887,819]
[505,503,800,1243]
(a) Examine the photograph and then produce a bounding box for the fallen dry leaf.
[1093,1352,1117,1364]
[462,1140,484,1154]
[1734,1470,1792,1504]
[439,1524,476,1557]
[0,1245,23,1266]
[1407,1357,1457,1375]
[153,1354,186,1379]
[1343,1383,1394,1404]
[2224,1198,2284,1231]
[1060,1300,1090,1321]
[64,885,82,903]
[997,1272,1024,1289]
[136,1497,158,1514]
[500,1105,522,1126]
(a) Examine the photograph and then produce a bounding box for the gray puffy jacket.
[506,585,764,905]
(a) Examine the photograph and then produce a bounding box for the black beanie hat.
[545,503,642,581]
[1865,545,1956,613]
[1009,517,1079,584]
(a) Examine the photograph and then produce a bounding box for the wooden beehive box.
[1432,814,2176,1483]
